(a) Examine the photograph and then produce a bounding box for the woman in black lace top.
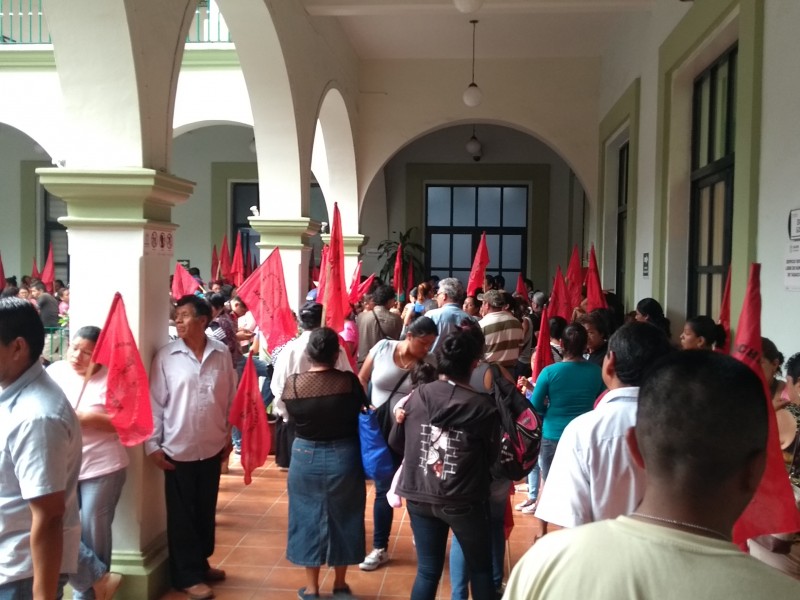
[282,327,367,600]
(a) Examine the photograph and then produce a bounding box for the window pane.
[427,187,451,226]
[710,273,723,321]
[697,187,710,266]
[503,271,520,288]
[232,183,259,226]
[713,60,729,162]
[432,270,450,281]
[712,181,726,265]
[452,187,476,226]
[697,275,708,316]
[477,187,501,227]
[503,187,527,227]
[485,234,500,270]
[697,76,711,169]
[430,234,451,268]
[502,235,522,269]
[452,234,473,269]
[452,270,470,288]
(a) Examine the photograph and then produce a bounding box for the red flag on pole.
[393,244,404,303]
[731,263,800,545]
[531,304,554,381]
[550,266,572,321]
[316,245,329,300]
[356,273,376,301]
[718,265,732,354]
[219,235,232,282]
[585,245,608,312]
[565,244,582,315]
[514,273,527,298]
[467,232,490,297]
[228,352,271,485]
[348,261,363,305]
[171,262,200,301]
[321,203,349,332]
[0,252,6,289]
[230,232,245,287]
[31,256,41,280]
[211,244,219,283]
[40,242,55,293]
[237,248,297,352]
[90,293,152,446]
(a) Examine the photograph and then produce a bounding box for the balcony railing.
[0,0,231,45]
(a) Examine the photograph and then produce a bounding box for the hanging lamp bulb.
[454,0,484,14]
[463,20,482,107]
[466,125,482,161]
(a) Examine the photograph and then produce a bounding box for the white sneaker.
[359,548,389,571]
[515,498,536,511]
[521,502,538,515]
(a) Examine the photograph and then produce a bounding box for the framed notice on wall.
[790,209,800,241]
[785,242,800,291]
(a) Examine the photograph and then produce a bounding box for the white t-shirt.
[504,516,800,600]
[46,361,129,480]
[534,387,641,527]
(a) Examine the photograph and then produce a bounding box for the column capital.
[320,234,367,257]
[249,217,320,250]
[36,168,194,223]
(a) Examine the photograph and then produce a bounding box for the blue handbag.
[359,408,395,481]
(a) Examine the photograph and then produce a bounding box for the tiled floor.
[160,455,543,600]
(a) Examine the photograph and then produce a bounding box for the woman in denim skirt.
[283,327,367,599]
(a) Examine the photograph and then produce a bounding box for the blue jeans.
[232,357,273,449]
[0,575,67,599]
[526,463,541,501]
[407,500,494,600]
[71,468,127,598]
[449,479,509,599]
[539,438,559,481]
[372,473,394,550]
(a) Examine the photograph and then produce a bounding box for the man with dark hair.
[0,297,82,598]
[356,284,402,368]
[535,322,673,529]
[479,289,523,368]
[30,280,62,362]
[506,351,800,599]
[146,294,237,600]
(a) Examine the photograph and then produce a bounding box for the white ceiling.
[302,0,656,59]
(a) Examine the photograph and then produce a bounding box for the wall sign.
[789,209,800,241]
[143,229,174,257]
[642,252,650,278]
[785,241,800,291]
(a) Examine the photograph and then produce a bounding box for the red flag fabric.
[228,353,271,485]
[550,266,572,321]
[731,263,800,545]
[531,304,554,382]
[356,273,376,301]
[171,262,200,301]
[211,244,219,282]
[467,232,490,297]
[0,252,5,289]
[230,232,245,287]
[393,244,404,302]
[503,494,514,540]
[565,244,582,315]
[90,293,152,446]
[316,245,329,300]
[585,245,608,312]
[40,242,55,293]
[219,235,232,282]
[718,265,732,354]
[237,248,297,352]
[514,273,527,298]
[31,256,41,280]
[348,261,363,305]
[321,203,350,332]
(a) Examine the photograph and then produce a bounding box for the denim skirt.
[287,437,366,566]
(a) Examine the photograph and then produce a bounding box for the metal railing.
[0,0,231,45]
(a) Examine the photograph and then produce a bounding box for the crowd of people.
[2,264,800,600]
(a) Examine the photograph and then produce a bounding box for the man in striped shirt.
[479,290,523,368]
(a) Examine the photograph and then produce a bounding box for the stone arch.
[312,86,359,233]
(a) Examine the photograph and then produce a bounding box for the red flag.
[219,235,232,282]
[514,273,527,298]
[531,304,554,381]
[550,266,572,321]
[322,203,350,332]
[718,265,732,354]
[356,273,376,301]
[731,263,800,545]
[393,244,404,302]
[237,248,297,351]
[585,245,608,312]
[565,244,582,315]
[228,353,271,484]
[211,244,219,282]
[31,256,41,280]
[348,261,363,305]
[0,252,5,288]
[316,245,329,300]
[230,232,245,287]
[90,293,152,446]
[40,242,55,293]
[467,232,490,297]
[171,262,200,301]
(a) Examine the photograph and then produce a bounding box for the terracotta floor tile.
[263,566,310,591]
[222,545,284,567]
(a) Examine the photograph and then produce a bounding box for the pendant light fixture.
[454,0,484,14]
[465,125,482,161]
[462,19,482,107]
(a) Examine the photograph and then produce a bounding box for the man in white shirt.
[0,297,82,599]
[535,322,672,529]
[146,295,237,600]
[505,351,800,600]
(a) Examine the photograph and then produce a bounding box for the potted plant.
[376,227,426,294]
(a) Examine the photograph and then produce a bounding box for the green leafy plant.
[377,227,426,292]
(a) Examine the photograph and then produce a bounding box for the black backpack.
[488,365,542,480]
